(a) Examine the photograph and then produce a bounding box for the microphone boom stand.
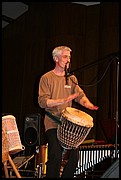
[115,58,119,159]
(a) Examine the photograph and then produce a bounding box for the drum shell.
[57,114,92,150]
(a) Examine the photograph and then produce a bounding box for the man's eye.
[62,55,71,58]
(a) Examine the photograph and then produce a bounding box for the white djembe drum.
[57,107,93,149]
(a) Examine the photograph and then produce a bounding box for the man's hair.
[52,46,72,59]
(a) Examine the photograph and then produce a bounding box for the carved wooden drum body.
[57,107,93,149]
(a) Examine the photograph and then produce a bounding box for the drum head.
[62,107,93,128]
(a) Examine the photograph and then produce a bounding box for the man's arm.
[79,96,99,110]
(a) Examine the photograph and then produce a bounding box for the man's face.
[56,50,71,69]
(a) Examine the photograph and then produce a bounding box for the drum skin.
[61,107,93,128]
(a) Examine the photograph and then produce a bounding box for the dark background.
[2,2,119,149]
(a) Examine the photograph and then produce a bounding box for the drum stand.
[3,154,21,178]
[8,154,22,178]
[3,161,9,178]
[2,125,22,178]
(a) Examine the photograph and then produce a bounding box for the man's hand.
[64,93,79,103]
[80,96,99,110]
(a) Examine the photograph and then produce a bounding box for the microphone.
[65,62,70,85]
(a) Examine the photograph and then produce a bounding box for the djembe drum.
[57,107,93,149]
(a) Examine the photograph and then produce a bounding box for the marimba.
[75,144,119,175]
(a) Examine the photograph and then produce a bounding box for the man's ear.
[54,56,58,62]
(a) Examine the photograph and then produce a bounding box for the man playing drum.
[38,45,98,178]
